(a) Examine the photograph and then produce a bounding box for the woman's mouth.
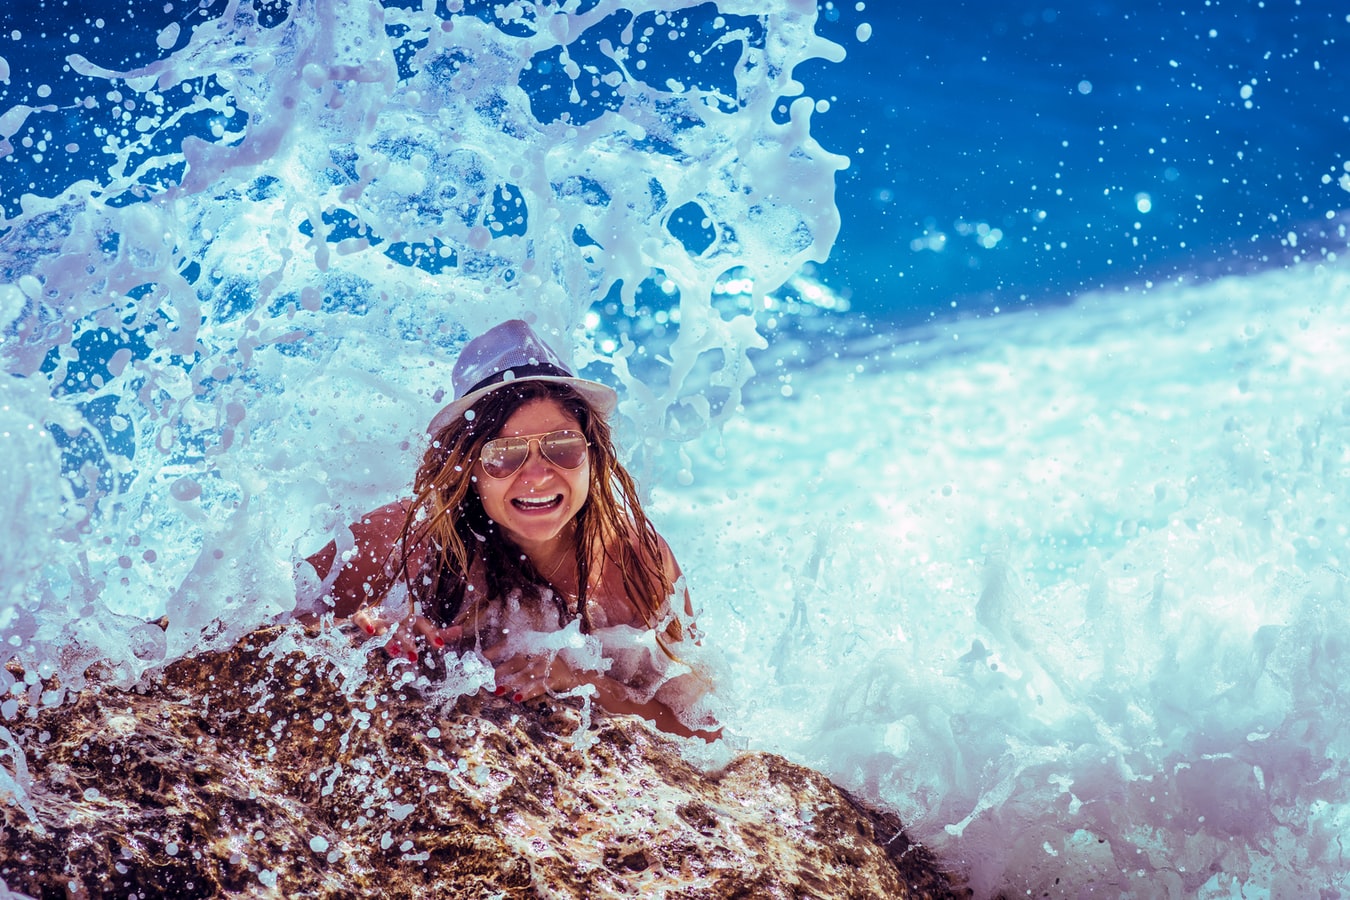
[511,494,563,512]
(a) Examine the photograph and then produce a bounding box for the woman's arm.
[588,671,720,741]
[653,535,720,738]
[488,649,721,742]
[656,533,700,643]
[302,501,461,659]
[302,501,411,619]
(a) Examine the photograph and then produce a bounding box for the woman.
[299,319,719,741]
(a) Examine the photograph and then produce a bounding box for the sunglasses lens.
[541,431,588,469]
[481,439,528,478]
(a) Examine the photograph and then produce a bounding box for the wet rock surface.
[1,625,964,898]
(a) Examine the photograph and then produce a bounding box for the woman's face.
[474,396,591,555]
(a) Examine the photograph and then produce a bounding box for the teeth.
[513,494,560,509]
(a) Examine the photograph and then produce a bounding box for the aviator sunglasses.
[479,430,589,479]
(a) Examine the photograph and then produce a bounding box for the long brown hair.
[397,381,678,642]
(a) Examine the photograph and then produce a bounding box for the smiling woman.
[475,409,592,556]
[295,319,720,742]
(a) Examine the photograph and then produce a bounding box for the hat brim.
[426,375,618,436]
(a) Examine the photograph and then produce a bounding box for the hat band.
[464,362,572,397]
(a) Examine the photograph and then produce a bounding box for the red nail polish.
[512,692,524,703]
[364,624,374,635]
[494,685,507,696]
[433,637,445,648]
[407,650,418,662]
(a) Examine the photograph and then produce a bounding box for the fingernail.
[433,637,445,648]
[407,650,418,662]
[511,692,524,703]
[494,685,507,696]
[364,624,374,635]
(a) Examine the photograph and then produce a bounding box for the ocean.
[2,1,1348,896]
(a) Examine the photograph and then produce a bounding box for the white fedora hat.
[427,319,617,435]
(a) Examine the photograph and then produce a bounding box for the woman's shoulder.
[589,525,685,623]
[606,517,676,560]
[617,523,681,587]
[653,531,681,581]
[361,499,413,525]
[343,500,416,553]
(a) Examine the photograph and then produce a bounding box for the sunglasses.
[479,429,589,479]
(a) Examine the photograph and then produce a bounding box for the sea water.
[3,1,1350,897]
[656,263,1350,897]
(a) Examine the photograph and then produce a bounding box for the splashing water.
[1,0,844,682]
[8,1,1350,897]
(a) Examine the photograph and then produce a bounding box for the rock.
[0,625,964,898]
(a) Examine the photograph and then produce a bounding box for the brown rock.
[0,625,965,898]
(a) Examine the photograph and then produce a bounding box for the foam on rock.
[0,625,960,898]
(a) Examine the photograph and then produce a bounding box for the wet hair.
[396,380,680,645]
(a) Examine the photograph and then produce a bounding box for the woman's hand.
[483,645,583,702]
[484,646,722,743]
[350,607,461,663]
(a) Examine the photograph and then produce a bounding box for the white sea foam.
[654,262,1350,896]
